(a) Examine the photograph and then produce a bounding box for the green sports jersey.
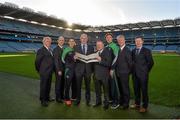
[107,42,120,65]
[107,42,119,57]
[61,47,74,63]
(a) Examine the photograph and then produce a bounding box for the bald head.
[96,40,104,51]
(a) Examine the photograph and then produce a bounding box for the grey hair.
[42,36,51,43]
[58,36,64,40]
[116,35,125,40]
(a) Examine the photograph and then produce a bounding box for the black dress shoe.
[103,104,109,110]
[74,100,80,106]
[86,101,91,106]
[108,100,113,104]
[41,101,48,107]
[130,104,140,109]
[56,98,63,103]
[122,105,129,110]
[93,103,102,107]
[48,97,55,102]
[71,98,76,101]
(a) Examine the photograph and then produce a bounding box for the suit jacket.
[53,46,64,72]
[94,47,112,80]
[75,44,94,76]
[35,46,54,75]
[113,46,132,76]
[132,47,154,77]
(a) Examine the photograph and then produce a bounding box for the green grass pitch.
[0,52,180,118]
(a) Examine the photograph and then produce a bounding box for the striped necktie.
[136,48,140,55]
[82,45,86,54]
[48,48,53,56]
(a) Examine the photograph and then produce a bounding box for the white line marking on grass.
[153,54,180,57]
[0,54,30,58]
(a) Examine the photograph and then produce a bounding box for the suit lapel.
[79,45,83,54]
[80,44,89,54]
[86,45,89,54]
[119,46,125,55]
[138,47,144,55]
[44,46,53,56]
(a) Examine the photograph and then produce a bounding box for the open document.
[75,52,99,63]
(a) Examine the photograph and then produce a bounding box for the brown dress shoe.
[139,107,147,113]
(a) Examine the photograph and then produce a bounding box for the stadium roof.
[0,2,179,33]
[87,19,180,32]
[0,2,89,30]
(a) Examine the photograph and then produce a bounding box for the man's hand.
[58,71,62,76]
[74,54,78,60]
[110,70,114,77]
[96,56,102,62]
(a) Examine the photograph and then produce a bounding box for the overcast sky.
[0,0,179,26]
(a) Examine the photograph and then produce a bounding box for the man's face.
[117,37,125,47]
[44,38,52,48]
[68,39,76,48]
[58,37,64,46]
[106,35,113,44]
[135,38,143,48]
[96,41,104,51]
[80,35,88,44]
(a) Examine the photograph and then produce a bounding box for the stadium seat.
[153,45,166,51]
[166,45,178,52]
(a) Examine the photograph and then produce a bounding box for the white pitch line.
[0,54,30,58]
[153,54,180,57]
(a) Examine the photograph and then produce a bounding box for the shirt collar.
[120,44,126,50]
[81,44,87,47]
[99,48,104,53]
[44,45,49,50]
[136,46,142,50]
[58,45,63,48]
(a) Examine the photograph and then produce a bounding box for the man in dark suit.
[35,37,54,107]
[53,36,65,103]
[74,33,94,106]
[131,36,154,113]
[93,40,112,110]
[111,35,132,109]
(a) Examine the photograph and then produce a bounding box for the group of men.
[35,33,154,113]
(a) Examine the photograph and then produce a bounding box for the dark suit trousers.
[40,73,52,101]
[108,77,112,101]
[95,78,109,105]
[64,68,75,100]
[76,73,91,103]
[117,73,130,106]
[55,71,65,100]
[133,73,149,108]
